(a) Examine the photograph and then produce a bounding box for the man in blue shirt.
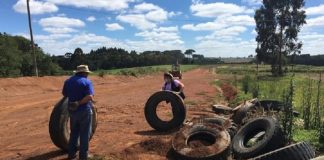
[62,65,94,160]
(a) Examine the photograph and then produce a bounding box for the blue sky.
[1,0,324,57]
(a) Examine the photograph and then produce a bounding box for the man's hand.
[68,101,80,111]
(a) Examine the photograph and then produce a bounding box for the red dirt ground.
[0,68,218,160]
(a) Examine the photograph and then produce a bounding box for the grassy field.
[212,64,324,151]
[93,65,198,77]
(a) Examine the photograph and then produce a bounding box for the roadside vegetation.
[94,65,198,77]
[213,64,324,152]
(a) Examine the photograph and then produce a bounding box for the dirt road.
[0,68,218,160]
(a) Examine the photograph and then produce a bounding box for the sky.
[1,0,324,57]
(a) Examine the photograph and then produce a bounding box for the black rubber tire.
[232,117,286,159]
[251,142,316,160]
[144,91,186,132]
[255,100,284,111]
[231,104,254,125]
[200,117,237,139]
[49,97,98,151]
[228,122,238,139]
[172,124,231,160]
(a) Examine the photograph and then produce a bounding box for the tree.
[255,0,306,76]
[184,49,195,59]
[0,34,23,77]
[70,48,87,68]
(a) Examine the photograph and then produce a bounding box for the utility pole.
[27,0,38,77]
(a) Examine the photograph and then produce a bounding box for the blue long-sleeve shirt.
[62,74,94,112]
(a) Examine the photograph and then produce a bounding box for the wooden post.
[27,0,38,77]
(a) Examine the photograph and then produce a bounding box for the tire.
[172,124,231,160]
[251,142,315,160]
[231,104,254,125]
[232,117,286,159]
[255,100,284,111]
[49,97,98,151]
[144,91,186,132]
[199,117,237,139]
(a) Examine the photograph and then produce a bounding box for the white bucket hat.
[73,65,92,73]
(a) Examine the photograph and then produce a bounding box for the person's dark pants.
[68,108,92,159]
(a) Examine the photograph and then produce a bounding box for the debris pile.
[144,92,317,160]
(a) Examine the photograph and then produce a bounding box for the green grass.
[93,64,198,77]
[293,129,321,149]
[212,64,324,151]
[213,64,324,108]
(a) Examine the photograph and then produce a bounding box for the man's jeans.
[68,108,92,159]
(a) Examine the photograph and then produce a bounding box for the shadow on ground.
[25,150,66,160]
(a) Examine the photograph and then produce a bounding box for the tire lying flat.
[232,117,286,159]
[144,91,186,132]
[49,97,97,151]
[193,117,238,139]
[251,141,315,160]
[172,124,231,160]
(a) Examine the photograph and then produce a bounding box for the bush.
[242,75,251,94]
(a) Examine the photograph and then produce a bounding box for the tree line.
[0,33,221,77]
[0,32,61,77]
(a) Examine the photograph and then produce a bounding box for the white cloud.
[39,16,85,28]
[23,31,184,55]
[190,1,253,18]
[86,16,96,22]
[46,0,135,11]
[35,34,72,40]
[300,32,324,55]
[13,0,58,15]
[169,11,182,17]
[242,0,262,6]
[145,9,168,22]
[182,15,254,31]
[105,23,124,31]
[133,2,160,12]
[126,39,185,52]
[306,16,324,27]
[305,5,324,15]
[30,33,127,54]
[43,27,77,34]
[117,14,157,30]
[197,26,248,41]
[132,26,184,51]
[39,17,85,34]
[153,26,178,32]
[194,39,256,57]
[135,26,181,41]
[182,23,226,31]
[118,2,172,30]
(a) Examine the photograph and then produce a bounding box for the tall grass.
[213,64,324,151]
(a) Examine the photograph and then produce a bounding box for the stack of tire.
[144,91,234,159]
[144,94,316,160]
[171,116,316,160]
